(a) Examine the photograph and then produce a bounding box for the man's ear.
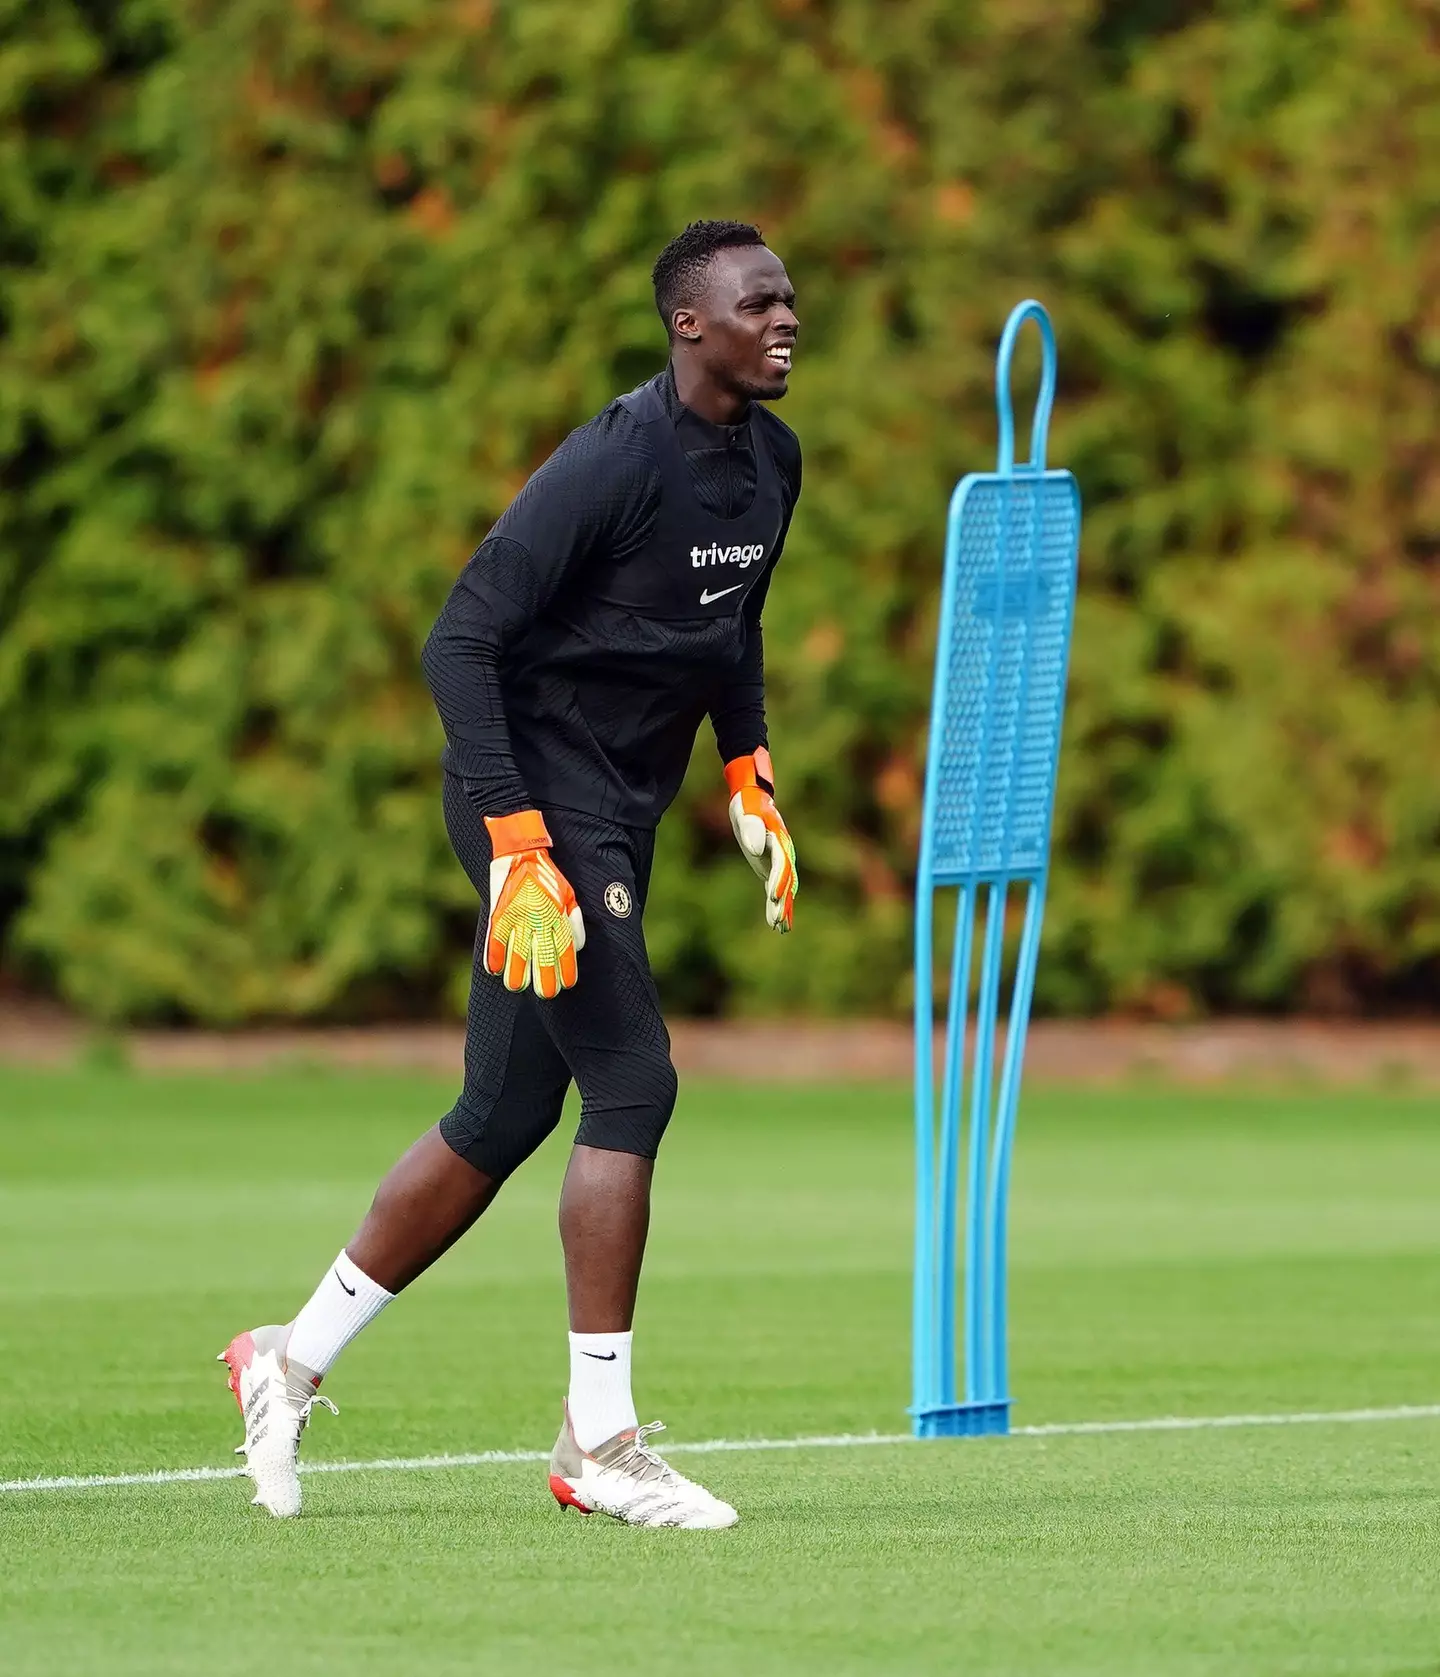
[671,306,702,343]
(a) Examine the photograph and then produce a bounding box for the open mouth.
[764,344,793,373]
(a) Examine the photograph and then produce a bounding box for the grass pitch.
[1,1068,1436,1674]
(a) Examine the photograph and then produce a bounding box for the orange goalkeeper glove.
[724,748,798,934]
[483,810,586,998]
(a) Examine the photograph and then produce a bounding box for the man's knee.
[573,1054,678,1159]
[440,1091,565,1182]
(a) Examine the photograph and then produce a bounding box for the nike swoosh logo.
[699,584,744,606]
[335,1270,357,1297]
[581,1351,618,1362]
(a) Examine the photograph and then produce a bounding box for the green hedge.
[2,0,1437,1022]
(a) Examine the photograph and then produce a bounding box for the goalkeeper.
[219,221,801,1530]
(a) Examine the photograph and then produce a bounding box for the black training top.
[422,365,802,827]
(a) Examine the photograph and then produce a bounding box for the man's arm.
[707,571,774,766]
[422,413,657,816]
[421,539,540,817]
[708,424,801,763]
[712,421,802,932]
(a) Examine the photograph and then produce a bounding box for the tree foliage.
[1,0,1437,1022]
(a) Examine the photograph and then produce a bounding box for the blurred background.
[2,0,1438,1032]
[3,16,1438,1665]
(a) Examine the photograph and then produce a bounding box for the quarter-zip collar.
[660,362,751,454]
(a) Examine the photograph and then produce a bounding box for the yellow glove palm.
[484,811,586,998]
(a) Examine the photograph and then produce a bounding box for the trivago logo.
[690,542,765,569]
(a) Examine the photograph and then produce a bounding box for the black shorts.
[437,775,678,1179]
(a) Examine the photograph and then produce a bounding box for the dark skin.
[670,244,799,423]
[345,241,796,1336]
[346,1132,652,1330]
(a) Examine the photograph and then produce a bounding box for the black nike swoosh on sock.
[335,1270,357,1297]
[581,1351,618,1361]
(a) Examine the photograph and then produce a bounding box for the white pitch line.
[1014,1404,1440,1438]
[4,1404,1438,1496]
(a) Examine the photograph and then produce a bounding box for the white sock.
[285,1250,394,1378]
[567,1331,638,1451]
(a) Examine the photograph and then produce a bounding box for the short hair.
[652,220,765,337]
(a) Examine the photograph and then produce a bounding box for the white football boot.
[218,1324,336,1517]
[549,1402,738,1529]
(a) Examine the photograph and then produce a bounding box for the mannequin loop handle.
[995,300,1057,474]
